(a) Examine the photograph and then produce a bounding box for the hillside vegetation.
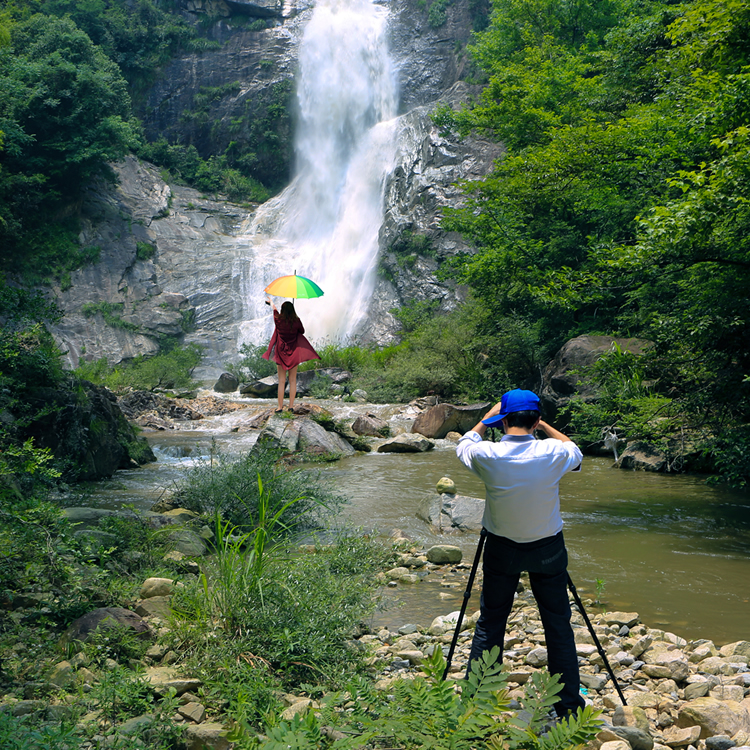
[420,0,750,484]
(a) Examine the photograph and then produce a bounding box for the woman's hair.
[279,300,298,322]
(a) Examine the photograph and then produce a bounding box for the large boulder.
[351,413,389,437]
[255,415,355,459]
[240,376,278,397]
[540,335,651,425]
[213,372,239,393]
[377,433,435,453]
[412,402,491,439]
[22,379,154,480]
[297,419,356,458]
[677,697,750,739]
[616,442,668,472]
[61,607,152,648]
[417,493,484,532]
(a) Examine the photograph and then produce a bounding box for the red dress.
[262,311,320,369]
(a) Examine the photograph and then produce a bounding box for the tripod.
[441,531,627,706]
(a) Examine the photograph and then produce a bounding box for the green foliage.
[26,0,212,99]
[0,284,67,493]
[0,712,85,750]
[135,240,156,260]
[0,13,136,269]
[430,0,750,476]
[427,0,452,27]
[138,137,272,203]
[93,667,153,722]
[83,623,149,668]
[173,443,344,533]
[81,301,140,332]
[560,342,695,472]
[305,373,334,398]
[246,647,602,749]
[704,425,750,488]
[181,474,318,634]
[229,342,278,381]
[174,533,392,688]
[91,670,185,746]
[74,343,203,393]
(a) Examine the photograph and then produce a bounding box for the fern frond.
[536,704,603,750]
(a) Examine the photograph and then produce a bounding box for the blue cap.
[482,389,541,427]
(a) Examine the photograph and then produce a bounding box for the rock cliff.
[50,0,496,379]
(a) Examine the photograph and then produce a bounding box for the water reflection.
[320,448,750,644]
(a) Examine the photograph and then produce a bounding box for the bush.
[244,646,603,748]
[0,712,85,750]
[75,344,203,393]
[172,444,344,533]
[235,535,391,683]
[228,342,277,382]
[174,533,393,688]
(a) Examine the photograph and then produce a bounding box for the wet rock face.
[368,84,504,343]
[21,379,154,480]
[388,0,488,113]
[48,156,248,375]
[540,335,652,425]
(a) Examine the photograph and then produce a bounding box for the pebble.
[356,545,750,750]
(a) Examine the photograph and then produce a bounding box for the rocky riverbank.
[369,545,750,750]
[6,534,748,750]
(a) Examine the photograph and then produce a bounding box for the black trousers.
[467,530,585,716]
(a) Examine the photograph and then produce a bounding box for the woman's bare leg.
[276,364,286,411]
[288,365,298,409]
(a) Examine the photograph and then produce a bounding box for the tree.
[0,13,136,270]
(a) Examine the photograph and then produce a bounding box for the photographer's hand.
[536,419,572,442]
[469,401,503,437]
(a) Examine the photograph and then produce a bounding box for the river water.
[83,398,750,645]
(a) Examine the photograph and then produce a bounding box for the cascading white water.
[237,0,398,348]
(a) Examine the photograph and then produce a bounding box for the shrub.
[228,342,277,382]
[172,444,344,533]
[0,712,85,750]
[75,344,203,393]
[174,533,393,688]
[242,646,603,748]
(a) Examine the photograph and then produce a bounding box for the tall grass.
[184,473,316,633]
[173,529,393,686]
[173,444,344,532]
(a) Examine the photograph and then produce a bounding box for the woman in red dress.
[262,297,320,411]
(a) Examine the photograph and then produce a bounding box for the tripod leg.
[442,529,487,680]
[567,574,627,706]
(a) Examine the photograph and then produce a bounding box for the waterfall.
[237,0,398,349]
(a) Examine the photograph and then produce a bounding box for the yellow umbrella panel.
[264,274,324,299]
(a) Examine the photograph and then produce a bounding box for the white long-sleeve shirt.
[456,432,582,543]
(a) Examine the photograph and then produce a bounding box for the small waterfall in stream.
[237,0,398,348]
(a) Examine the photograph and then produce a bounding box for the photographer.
[456,389,585,718]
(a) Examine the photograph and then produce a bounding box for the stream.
[82,397,750,645]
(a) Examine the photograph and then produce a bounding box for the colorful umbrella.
[264,273,324,299]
